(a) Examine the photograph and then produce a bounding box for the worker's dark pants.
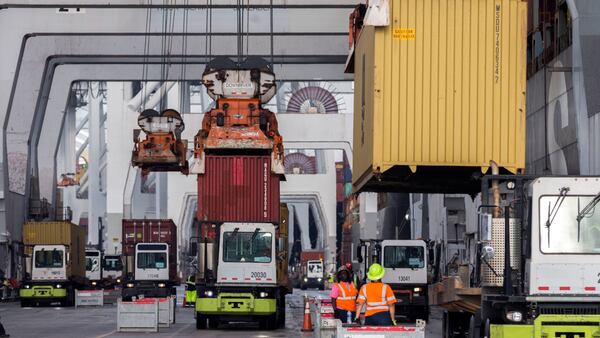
[364,311,393,326]
[334,309,355,323]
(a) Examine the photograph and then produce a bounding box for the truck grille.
[537,304,600,315]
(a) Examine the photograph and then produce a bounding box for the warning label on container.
[393,28,416,40]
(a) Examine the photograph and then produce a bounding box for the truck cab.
[196,222,285,330]
[478,176,600,336]
[102,254,123,286]
[85,249,102,288]
[122,242,172,299]
[32,245,68,281]
[21,244,72,306]
[301,260,324,290]
[358,239,429,322]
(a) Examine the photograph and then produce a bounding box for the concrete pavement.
[0,289,443,337]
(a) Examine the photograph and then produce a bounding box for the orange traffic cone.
[301,296,313,332]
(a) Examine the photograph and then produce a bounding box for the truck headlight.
[413,287,422,293]
[506,311,523,323]
[126,283,134,288]
[91,281,97,286]
[259,292,269,298]
[116,278,121,284]
[55,284,62,289]
[205,290,214,297]
[158,283,166,288]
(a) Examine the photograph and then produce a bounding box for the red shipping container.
[197,155,280,223]
[122,219,177,281]
[300,251,324,263]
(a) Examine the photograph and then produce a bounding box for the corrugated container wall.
[122,219,177,281]
[352,0,527,193]
[197,155,280,223]
[23,221,86,278]
[300,251,324,262]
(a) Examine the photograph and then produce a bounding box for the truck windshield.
[307,261,323,274]
[86,257,100,272]
[540,195,600,254]
[103,257,123,271]
[137,252,167,269]
[223,231,272,263]
[35,249,64,268]
[383,246,425,269]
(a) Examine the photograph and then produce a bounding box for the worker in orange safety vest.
[330,266,358,323]
[355,263,397,326]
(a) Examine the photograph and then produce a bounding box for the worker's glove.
[392,320,398,326]
[353,317,361,324]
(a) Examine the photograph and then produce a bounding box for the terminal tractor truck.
[430,176,600,338]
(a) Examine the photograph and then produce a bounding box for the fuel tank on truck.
[122,219,177,282]
[346,0,527,194]
[197,155,280,223]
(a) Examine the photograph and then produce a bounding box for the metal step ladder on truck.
[20,221,87,307]
[357,239,429,323]
[189,57,290,330]
[121,219,177,301]
[429,176,600,338]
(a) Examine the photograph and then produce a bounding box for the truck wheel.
[196,314,207,329]
[208,317,219,329]
[20,299,30,307]
[259,314,277,330]
[278,306,286,328]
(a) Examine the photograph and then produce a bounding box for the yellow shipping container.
[23,221,86,279]
[349,0,527,193]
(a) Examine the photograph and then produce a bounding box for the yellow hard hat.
[367,263,385,281]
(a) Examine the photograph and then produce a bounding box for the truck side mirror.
[356,246,363,263]
[190,242,198,257]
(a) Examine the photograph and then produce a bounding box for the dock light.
[317,278,322,282]
[91,281,97,286]
[259,292,269,298]
[158,283,166,288]
[24,285,31,289]
[126,283,134,288]
[413,287,422,293]
[55,284,62,289]
[205,290,214,297]
[116,278,121,284]
[303,278,308,282]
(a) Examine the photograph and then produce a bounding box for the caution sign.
[393,28,416,40]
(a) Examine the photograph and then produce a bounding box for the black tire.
[20,299,30,307]
[208,317,219,329]
[442,311,449,338]
[259,314,277,330]
[196,314,207,329]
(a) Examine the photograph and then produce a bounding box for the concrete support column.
[292,203,311,250]
[87,84,106,246]
[106,82,136,254]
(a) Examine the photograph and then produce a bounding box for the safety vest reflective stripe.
[335,282,358,311]
[336,283,357,300]
[365,284,390,310]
